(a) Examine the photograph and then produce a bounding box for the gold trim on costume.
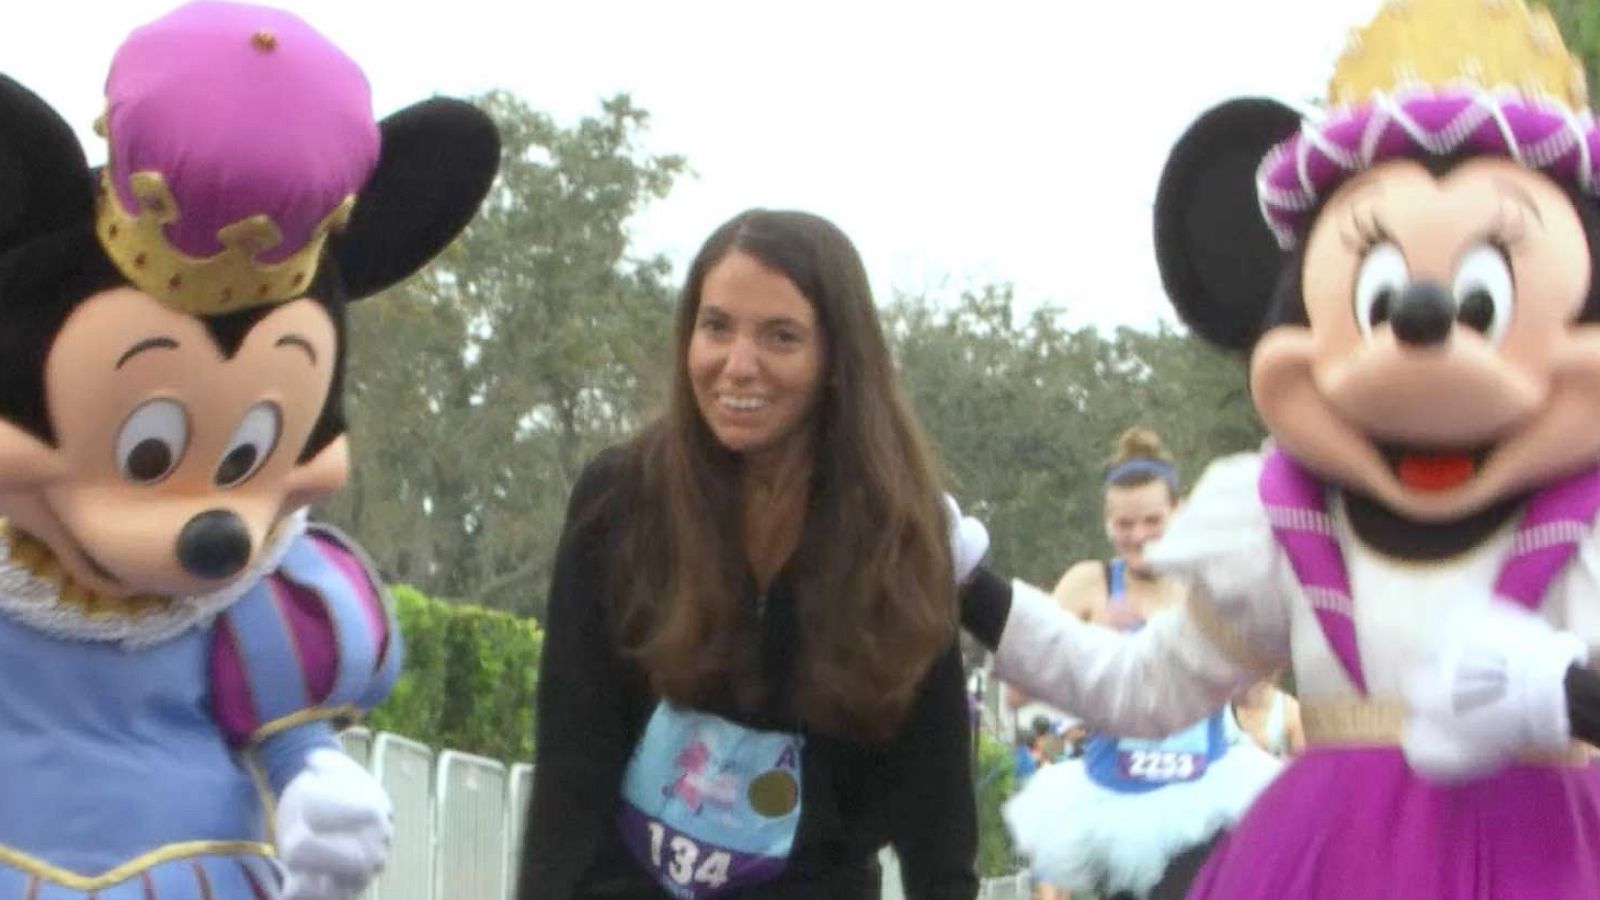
[1301,697,1595,765]
[247,704,362,748]
[1301,697,1407,745]
[96,167,356,316]
[246,706,367,842]
[2,522,168,616]
[245,752,280,845]
[0,840,272,889]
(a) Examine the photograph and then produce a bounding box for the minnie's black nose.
[1390,281,1455,347]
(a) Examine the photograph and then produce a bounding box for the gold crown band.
[95,168,355,316]
[1329,0,1588,110]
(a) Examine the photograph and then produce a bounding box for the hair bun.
[1112,427,1171,466]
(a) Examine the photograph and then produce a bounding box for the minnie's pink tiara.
[1257,86,1600,249]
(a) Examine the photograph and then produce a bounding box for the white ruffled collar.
[0,509,308,647]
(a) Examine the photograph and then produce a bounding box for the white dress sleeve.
[1147,452,1295,669]
[991,453,1294,738]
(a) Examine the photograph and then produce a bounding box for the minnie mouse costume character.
[957,0,1600,896]
[0,3,497,898]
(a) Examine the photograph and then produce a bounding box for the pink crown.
[96,1,380,314]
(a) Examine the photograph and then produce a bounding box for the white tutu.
[1003,740,1282,897]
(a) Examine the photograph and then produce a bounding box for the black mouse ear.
[1154,97,1303,351]
[333,97,500,300]
[0,75,93,254]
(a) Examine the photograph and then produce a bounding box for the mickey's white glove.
[276,747,393,900]
[1401,601,1586,782]
[943,493,990,583]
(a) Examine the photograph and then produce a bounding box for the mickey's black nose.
[1390,281,1455,347]
[176,509,252,580]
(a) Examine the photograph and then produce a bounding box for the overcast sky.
[4,0,1386,331]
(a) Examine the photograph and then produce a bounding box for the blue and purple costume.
[0,516,399,898]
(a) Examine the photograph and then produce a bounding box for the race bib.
[1115,745,1207,782]
[618,704,804,898]
[1084,712,1224,792]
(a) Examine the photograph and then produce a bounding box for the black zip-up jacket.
[517,449,979,900]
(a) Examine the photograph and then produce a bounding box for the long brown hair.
[610,209,954,742]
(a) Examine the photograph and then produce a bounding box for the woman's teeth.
[720,395,767,411]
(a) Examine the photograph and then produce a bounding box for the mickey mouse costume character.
[955,0,1600,896]
[0,3,497,898]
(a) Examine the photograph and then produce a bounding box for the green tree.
[320,92,684,618]
[1550,0,1600,97]
[889,286,1261,592]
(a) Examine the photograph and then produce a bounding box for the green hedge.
[975,731,1020,878]
[366,584,542,763]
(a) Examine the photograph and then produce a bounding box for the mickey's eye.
[116,399,188,485]
[1353,242,1409,338]
[214,403,281,488]
[1452,243,1514,344]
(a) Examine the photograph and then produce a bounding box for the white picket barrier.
[978,872,1032,900]
[370,733,436,900]
[435,750,509,900]
[344,731,1025,899]
[504,763,535,900]
[337,725,379,900]
[339,725,374,769]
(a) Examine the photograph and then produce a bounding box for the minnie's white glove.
[276,747,393,900]
[1402,601,1585,782]
[943,493,990,583]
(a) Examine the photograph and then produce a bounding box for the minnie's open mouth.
[1378,443,1495,492]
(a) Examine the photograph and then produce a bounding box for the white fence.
[977,873,1033,900]
[435,751,509,900]
[337,728,1027,900]
[362,731,435,900]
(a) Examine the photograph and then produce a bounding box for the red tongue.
[1396,453,1476,491]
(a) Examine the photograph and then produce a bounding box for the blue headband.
[1104,458,1179,489]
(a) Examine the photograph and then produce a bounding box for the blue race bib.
[618,703,804,898]
[1083,711,1227,793]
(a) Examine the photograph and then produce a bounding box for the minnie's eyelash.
[1340,206,1391,253]
[1338,204,1527,256]
[1487,205,1528,251]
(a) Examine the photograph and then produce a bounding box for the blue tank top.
[1081,559,1230,794]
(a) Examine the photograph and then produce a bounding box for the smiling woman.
[520,209,981,900]
[688,249,825,468]
[997,429,1280,900]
